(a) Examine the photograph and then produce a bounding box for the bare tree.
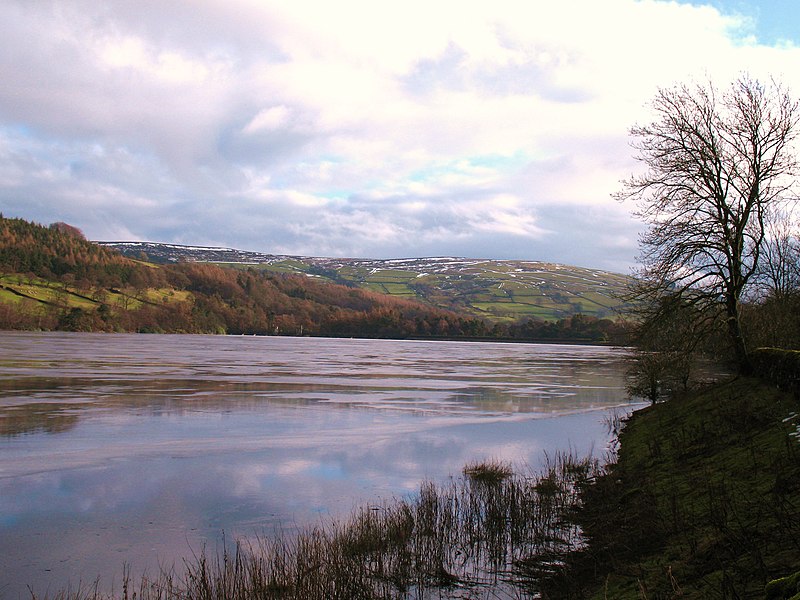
[624,287,712,402]
[743,207,800,349]
[618,75,799,372]
[49,222,86,240]
[758,206,800,299]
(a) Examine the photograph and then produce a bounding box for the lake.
[0,332,639,597]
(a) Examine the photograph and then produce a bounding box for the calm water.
[0,332,638,598]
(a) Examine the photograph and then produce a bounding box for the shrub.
[750,348,800,391]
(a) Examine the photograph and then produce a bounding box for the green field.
[0,274,189,316]
[101,243,634,322]
[231,259,633,321]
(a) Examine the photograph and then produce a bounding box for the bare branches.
[755,206,800,299]
[621,75,799,371]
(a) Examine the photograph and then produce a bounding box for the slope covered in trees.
[0,215,485,337]
[0,215,629,341]
[0,215,158,288]
[100,241,633,322]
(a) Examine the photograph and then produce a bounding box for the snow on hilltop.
[96,241,631,321]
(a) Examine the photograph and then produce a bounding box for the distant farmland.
[100,243,632,322]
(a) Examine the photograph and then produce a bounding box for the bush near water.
[751,348,800,392]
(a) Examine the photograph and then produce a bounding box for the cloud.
[1,0,799,271]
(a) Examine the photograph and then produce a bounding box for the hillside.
[0,216,483,337]
[99,241,633,322]
[1,216,629,341]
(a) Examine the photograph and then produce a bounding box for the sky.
[1,1,800,273]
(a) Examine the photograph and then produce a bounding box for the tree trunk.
[726,297,752,374]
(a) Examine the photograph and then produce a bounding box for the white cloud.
[243,106,292,134]
[1,0,799,271]
[471,207,547,238]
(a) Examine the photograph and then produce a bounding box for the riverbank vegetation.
[569,74,800,597]
[39,454,600,600]
[541,376,800,598]
[34,374,800,599]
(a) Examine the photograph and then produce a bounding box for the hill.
[98,241,633,322]
[0,216,483,337]
[1,216,629,341]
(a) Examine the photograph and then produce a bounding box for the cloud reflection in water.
[0,332,639,596]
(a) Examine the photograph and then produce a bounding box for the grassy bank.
[542,377,800,598]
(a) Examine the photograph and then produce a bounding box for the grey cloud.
[218,111,320,168]
[9,0,754,274]
[473,63,594,103]
[531,203,641,273]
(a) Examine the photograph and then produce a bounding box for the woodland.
[0,215,628,343]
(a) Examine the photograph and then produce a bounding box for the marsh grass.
[462,458,513,485]
[37,454,598,600]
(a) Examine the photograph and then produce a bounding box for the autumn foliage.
[0,215,485,337]
[0,215,629,342]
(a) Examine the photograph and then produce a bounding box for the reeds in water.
[39,453,598,600]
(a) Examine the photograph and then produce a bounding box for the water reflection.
[1,335,630,438]
[0,401,81,436]
[0,332,638,597]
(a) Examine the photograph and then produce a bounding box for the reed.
[36,454,598,600]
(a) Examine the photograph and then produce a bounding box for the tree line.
[0,215,628,341]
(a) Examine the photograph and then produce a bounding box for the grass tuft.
[462,458,514,485]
